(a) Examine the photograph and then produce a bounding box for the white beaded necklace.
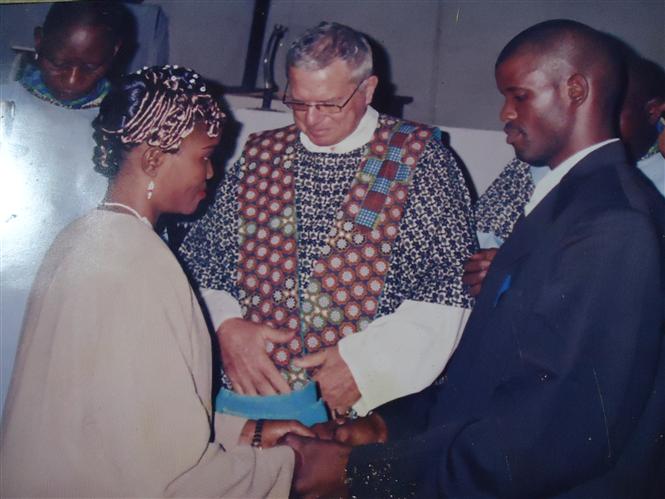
[98,202,152,227]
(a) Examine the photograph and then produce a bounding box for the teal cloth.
[215,382,328,426]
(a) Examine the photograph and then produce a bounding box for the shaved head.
[495,20,626,167]
[497,19,624,121]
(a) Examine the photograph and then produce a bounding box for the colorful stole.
[236,117,438,389]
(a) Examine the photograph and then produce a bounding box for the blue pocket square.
[494,274,512,307]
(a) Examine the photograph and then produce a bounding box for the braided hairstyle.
[93,65,225,178]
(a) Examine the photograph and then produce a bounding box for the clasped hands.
[235,416,389,498]
[217,318,361,414]
[218,318,384,497]
[280,413,388,498]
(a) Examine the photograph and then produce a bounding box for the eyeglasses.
[282,79,365,114]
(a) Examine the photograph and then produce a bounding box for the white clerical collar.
[524,138,619,216]
[300,106,379,154]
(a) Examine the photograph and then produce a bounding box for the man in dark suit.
[282,19,665,498]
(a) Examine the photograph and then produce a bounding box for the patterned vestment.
[179,114,477,389]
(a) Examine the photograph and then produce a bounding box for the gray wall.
[147,0,664,131]
[2,0,663,129]
[148,0,254,89]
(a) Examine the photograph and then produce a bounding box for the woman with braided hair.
[0,66,309,498]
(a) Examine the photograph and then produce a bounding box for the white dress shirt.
[524,139,619,216]
[637,151,665,197]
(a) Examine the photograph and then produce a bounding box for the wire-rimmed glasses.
[282,79,365,114]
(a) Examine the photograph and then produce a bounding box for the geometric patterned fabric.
[237,119,436,389]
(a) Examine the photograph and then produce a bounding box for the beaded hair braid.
[93,65,225,178]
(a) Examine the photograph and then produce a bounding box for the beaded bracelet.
[251,419,264,449]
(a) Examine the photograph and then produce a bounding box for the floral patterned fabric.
[474,157,534,242]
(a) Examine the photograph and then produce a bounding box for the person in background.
[0,65,310,498]
[658,108,665,157]
[280,20,665,498]
[465,49,665,296]
[619,54,665,194]
[0,0,133,415]
[178,21,477,429]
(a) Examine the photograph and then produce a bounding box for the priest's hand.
[217,318,294,395]
[279,433,351,499]
[462,248,498,296]
[294,346,361,416]
[239,419,315,448]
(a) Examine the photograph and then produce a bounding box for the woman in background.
[0,65,310,498]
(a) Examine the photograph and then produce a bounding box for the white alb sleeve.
[200,288,243,331]
[338,300,470,416]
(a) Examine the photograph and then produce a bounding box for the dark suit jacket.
[348,142,665,498]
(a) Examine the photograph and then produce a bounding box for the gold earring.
[147,180,155,200]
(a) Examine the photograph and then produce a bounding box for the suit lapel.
[491,141,627,273]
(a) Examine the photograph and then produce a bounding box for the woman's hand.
[239,419,316,448]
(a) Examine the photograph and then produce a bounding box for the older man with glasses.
[179,22,476,438]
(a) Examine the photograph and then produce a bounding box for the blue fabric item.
[656,116,665,134]
[215,382,328,426]
[493,273,511,306]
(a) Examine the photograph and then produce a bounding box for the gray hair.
[286,22,373,82]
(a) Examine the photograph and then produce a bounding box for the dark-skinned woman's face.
[35,24,118,101]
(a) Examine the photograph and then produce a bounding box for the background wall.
[2,0,662,129]
[146,0,664,130]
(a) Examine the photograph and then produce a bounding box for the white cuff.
[476,231,503,249]
[338,300,470,415]
[200,288,243,331]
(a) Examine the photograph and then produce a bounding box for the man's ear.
[567,73,589,107]
[34,27,43,53]
[363,75,379,105]
[141,147,164,177]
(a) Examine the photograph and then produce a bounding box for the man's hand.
[310,420,338,441]
[217,318,294,395]
[462,248,498,296]
[279,433,351,499]
[238,419,315,448]
[333,413,388,446]
[311,413,388,447]
[294,346,361,415]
